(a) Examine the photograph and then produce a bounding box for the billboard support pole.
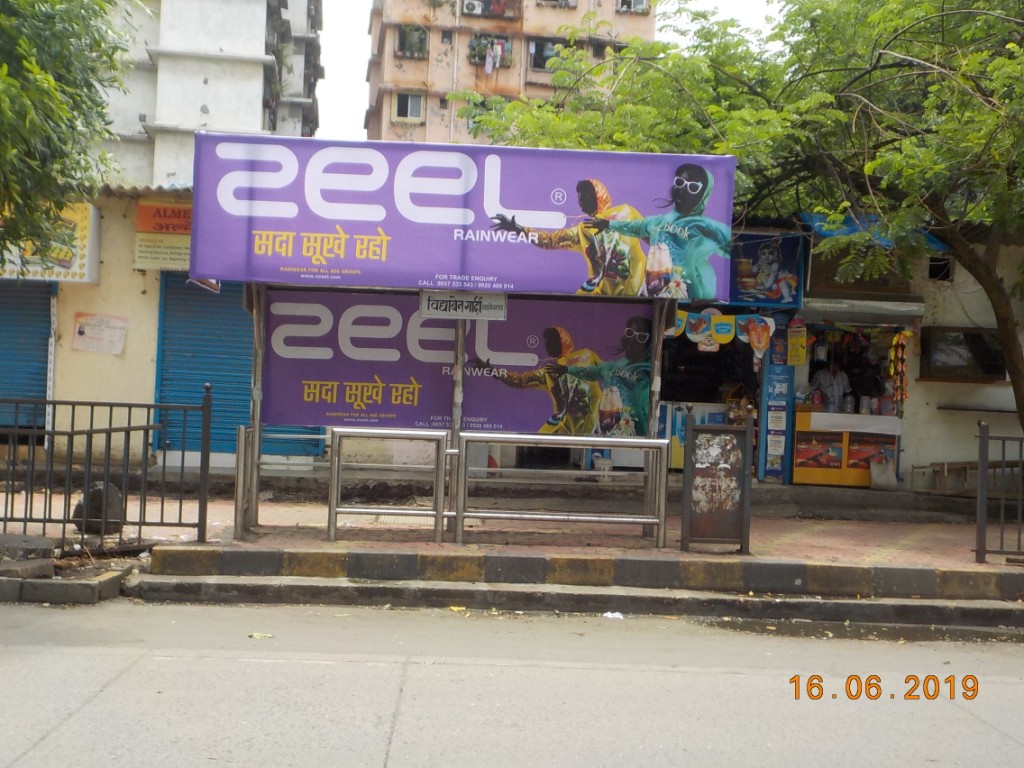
[248,284,266,530]
[643,297,673,538]
[446,317,468,533]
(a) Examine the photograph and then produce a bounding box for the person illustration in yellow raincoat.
[473,326,603,435]
[490,179,647,296]
[547,316,652,437]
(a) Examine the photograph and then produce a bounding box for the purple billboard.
[191,135,736,301]
[263,290,654,435]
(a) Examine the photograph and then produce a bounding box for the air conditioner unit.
[463,0,484,16]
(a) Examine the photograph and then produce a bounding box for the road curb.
[122,573,1024,629]
[147,545,1024,602]
[6,564,134,605]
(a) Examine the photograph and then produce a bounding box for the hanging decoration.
[888,330,912,416]
[684,311,712,344]
[710,314,736,345]
[735,314,775,354]
[670,309,775,370]
[787,316,807,365]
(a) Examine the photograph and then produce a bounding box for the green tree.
[457,0,1024,428]
[0,0,130,269]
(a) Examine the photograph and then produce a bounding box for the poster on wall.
[730,232,803,306]
[795,431,844,468]
[759,362,793,483]
[191,134,736,301]
[71,312,128,355]
[846,432,898,469]
[262,290,654,435]
[787,316,807,365]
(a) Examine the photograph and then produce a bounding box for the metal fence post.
[197,384,212,543]
[681,405,695,551]
[976,420,989,564]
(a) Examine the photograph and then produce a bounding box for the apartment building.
[104,0,322,188]
[1,0,325,463]
[365,0,656,142]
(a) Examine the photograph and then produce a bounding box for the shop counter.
[792,407,900,487]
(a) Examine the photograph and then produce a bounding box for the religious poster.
[730,232,803,306]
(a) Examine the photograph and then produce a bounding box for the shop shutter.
[0,282,51,427]
[157,275,321,455]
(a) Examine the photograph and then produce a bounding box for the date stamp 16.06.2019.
[789,674,979,701]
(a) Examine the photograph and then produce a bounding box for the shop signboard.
[262,290,653,435]
[2,203,100,283]
[420,290,507,320]
[134,199,192,270]
[190,134,736,301]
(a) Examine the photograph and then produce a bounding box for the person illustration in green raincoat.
[546,316,652,438]
[589,163,731,301]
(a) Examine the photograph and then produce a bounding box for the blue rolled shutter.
[0,282,51,427]
[157,275,321,455]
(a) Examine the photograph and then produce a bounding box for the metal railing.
[454,431,670,546]
[328,427,449,543]
[1,391,211,552]
[234,426,333,535]
[975,421,1024,563]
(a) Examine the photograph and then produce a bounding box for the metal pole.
[328,429,340,542]
[432,436,447,544]
[647,297,672,440]
[455,433,469,544]
[680,404,695,551]
[248,285,266,529]
[655,440,668,547]
[447,318,467,536]
[741,405,754,554]
[234,425,247,539]
[976,420,989,563]
[197,383,211,543]
[643,297,672,538]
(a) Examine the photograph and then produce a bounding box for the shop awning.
[801,296,925,324]
[799,213,949,252]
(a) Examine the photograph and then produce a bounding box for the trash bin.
[680,405,753,553]
[72,481,125,535]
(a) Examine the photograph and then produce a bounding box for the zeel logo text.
[212,142,567,229]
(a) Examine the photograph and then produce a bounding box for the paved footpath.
[6,495,1024,630]
[115,498,1024,631]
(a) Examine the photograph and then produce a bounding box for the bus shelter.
[190,134,738,546]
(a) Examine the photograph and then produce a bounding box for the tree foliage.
[456,0,1024,426]
[0,0,129,267]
